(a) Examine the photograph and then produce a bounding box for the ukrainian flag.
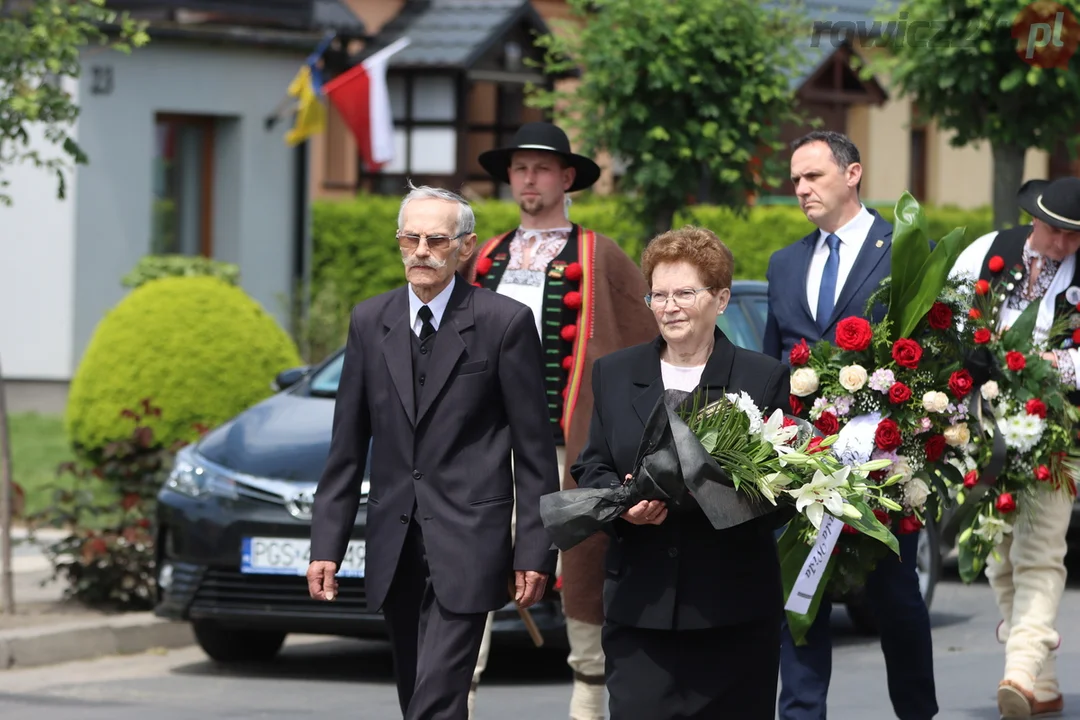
[284,63,326,147]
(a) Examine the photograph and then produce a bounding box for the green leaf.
[887,193,933,338]
[897,225,975,337]
[1001,297,1041,350]
[838,500,900,555]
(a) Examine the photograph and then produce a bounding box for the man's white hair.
[397,180,476,237]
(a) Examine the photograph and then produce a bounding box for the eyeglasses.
[396,231,466,252]
[644,287,713,309]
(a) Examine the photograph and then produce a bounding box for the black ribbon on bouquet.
[539,390,796,552]
[939,387,1008,546]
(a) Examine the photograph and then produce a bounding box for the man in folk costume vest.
[951,177,1080,719]
[463,122,657,720]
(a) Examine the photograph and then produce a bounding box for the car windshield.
[309,353,345,396]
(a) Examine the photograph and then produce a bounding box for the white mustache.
[405,256,446,270]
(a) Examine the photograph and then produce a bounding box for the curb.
[0,612,195,670]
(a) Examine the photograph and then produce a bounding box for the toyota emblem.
[285,488,316,520]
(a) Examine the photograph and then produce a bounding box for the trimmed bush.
[122,254,241,289]
[66,276,303,456]
[312,194,995,307]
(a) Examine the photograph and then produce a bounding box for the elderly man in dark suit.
[306,183,560,720]
[763,130,938,720]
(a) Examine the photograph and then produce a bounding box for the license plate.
[240,537,366,578]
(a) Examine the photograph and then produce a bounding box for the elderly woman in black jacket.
[571,226,791,719]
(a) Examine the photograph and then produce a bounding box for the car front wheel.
[192,620,287,663]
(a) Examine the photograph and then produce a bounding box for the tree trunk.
[991,142,1027,230]
[0,353,13,614]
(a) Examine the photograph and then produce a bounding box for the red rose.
[831,545,841,556]
[842,523,859,535]
[560,324,578,342]
[888,382,912,404]
[789,339,811,367]
[924,434,946,463]
[781,417,797,429]
[875,418,903,451]
[807,436,827,454]
[814,411,839,435]
[927,302,954,330]
[873,508,892,525]
[789,395,803,416]
[1073,329,1080,344]
[475,257,493,276]
[1026,398,1048,419]
[976,279,991,295]
[898,515,923,534]
[996,492,1017,513]
[948,370,974,399]
[870,469,889,481]
[963,469,978,489]
[564,262,583,281]
[988,255,1005,273]
[561,355,574,371]
[1036,465,1052,482]
[834,317,873,351]
[974,328,992,345]
[892,338,923,369]
[969,308,982,320]
[563,291,582,309]
[1006,351,1026,371]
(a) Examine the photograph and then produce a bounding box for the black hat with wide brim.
[478,122,601,192]
[1018,177,1080,232]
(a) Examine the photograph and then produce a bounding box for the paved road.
[3,565,1080,719]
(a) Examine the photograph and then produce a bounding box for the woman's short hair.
[641,225,734,291]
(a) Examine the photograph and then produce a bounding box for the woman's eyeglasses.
[396,231,466,252]
[644,287,712,309]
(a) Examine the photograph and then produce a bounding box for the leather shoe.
[998,679,1064,718]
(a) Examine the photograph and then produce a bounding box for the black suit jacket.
[570,328,791,631]
[762,210,893,362]
[310,279,560,615]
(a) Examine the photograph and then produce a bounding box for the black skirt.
[603,617,781,720]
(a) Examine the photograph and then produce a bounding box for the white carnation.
[981,380,999,400]
[790,367,820,397]
[838,364,868,392]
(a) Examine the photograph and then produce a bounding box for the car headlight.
[165,446,238,499]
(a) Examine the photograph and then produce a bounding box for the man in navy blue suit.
[764,131,938,720]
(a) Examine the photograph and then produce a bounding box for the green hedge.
[66,276,303,456]
[312,194,995,307]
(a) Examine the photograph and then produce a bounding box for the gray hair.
[397,180,476,238]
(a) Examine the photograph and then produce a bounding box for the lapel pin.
[875,240,884,248]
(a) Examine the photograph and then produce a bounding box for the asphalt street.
[3,564,1080,719]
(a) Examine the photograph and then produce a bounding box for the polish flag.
[324,37,411,172]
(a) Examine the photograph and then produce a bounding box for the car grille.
[191,569,370,615]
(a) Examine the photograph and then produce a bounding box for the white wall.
[0,78,79,380]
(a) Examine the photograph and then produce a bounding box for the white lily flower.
[758,471,796,505]
[786,466,850,529]
[761,408,799,449]
[973,515,1013,546]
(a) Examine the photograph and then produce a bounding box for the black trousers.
[603,618,781,720]
[382,519,488,720]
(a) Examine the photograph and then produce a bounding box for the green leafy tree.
[867,0,1080,229]
[0,0,147,613]
[530,0,809,236]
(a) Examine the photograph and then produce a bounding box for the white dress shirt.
[806,205,876,321]
[408,274,456,338]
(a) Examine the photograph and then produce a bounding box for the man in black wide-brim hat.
[463,122,658,720]
[951,176,1080,719]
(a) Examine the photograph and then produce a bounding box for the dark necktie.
[418,305,436,342]
[816,233,841,331]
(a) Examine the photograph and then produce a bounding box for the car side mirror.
[272,366,310,392]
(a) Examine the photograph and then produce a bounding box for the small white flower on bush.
[790,367,820,397]
[838,364,868,392]
[981,380,999,400]
[944,423,970,447]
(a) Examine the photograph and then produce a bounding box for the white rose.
[891,456,914,484]
[944,423,970,447]
[903,477,930,510]
[838,364,868,392]
[790,367,820,397]
[922,391,949,413]
[981,380,999,400]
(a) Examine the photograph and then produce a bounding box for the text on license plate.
[240,537,365,578]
